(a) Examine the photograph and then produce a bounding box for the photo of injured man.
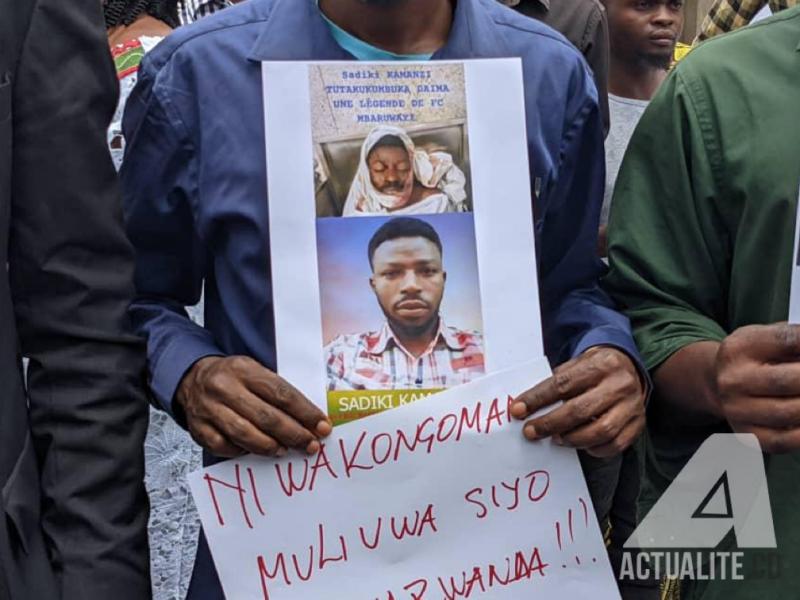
[314,123,472,217]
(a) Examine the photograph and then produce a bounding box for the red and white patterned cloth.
[325,319,485,391]
[178,0,231,25]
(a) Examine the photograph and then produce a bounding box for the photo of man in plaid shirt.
[325,217,485,392]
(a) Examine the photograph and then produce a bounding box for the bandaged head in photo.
[343,126,468,216]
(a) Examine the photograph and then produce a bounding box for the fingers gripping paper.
[188,360,620,600]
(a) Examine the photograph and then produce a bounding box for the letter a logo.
[625,434,776,548]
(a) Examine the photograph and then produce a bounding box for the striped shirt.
[178,0,232,25]
[325,320,485,391]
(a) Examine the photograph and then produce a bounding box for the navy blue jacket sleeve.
[120,55,224,417]
[538,62,644,372]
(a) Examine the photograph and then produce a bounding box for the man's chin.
[380,189,409,200]
[390,314,437,333]
[643,50,674,70]
[396,305,430,317]
[395,315,432,327]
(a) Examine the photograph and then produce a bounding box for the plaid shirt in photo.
[325,320,485,391]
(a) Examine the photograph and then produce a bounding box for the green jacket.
[605,7,800,598]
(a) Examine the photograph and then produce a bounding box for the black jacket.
[0,1,150,597]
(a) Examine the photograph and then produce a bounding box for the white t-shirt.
[601,93,650,226]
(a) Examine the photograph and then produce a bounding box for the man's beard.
[377,182,406,195]
[388,313,440,340]
[641,52,672,71]
[380,296,441,340]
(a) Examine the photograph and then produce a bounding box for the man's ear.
[370,275,376,292]
[442,271,447,283]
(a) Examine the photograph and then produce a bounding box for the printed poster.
[265,60,543,424]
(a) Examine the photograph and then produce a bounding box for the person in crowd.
[179,0,232,24]
[105,3,203,600]
[500,0,611,132]
[605,6,800,598]
[121,0,647,596]
[0,0,150,598]
[599,0,684,253]
[595,2,683,595]
[696,0,796,40]
[325,217,484,391]
[344,127,468,215]
[106,0,180,168]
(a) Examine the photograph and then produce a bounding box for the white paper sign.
[264,59,543,424]
[789,188,800,323]
[189,360,620,600]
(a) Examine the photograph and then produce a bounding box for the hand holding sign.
[176,355,332,458]
[511,346,646,458]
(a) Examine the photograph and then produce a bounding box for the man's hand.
[716,323,800,454]
[176,356,332,458]
[510,346,646,457]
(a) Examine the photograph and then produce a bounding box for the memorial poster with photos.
[265,59,543,425]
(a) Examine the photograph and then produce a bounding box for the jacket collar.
[248,0,512,62]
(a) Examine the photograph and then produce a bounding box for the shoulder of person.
[0,0,37,65]
[324,331,377,353]
[445,324,485,346]
[509,0,607,45]
[140,0,276,77]
[675,5,800,85]
[483,0,596,117]
[483,0,587,68]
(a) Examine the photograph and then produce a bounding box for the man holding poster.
[121,0,647,596]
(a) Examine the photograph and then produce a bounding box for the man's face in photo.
[370,236,446,333]
[367,144,415,206]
